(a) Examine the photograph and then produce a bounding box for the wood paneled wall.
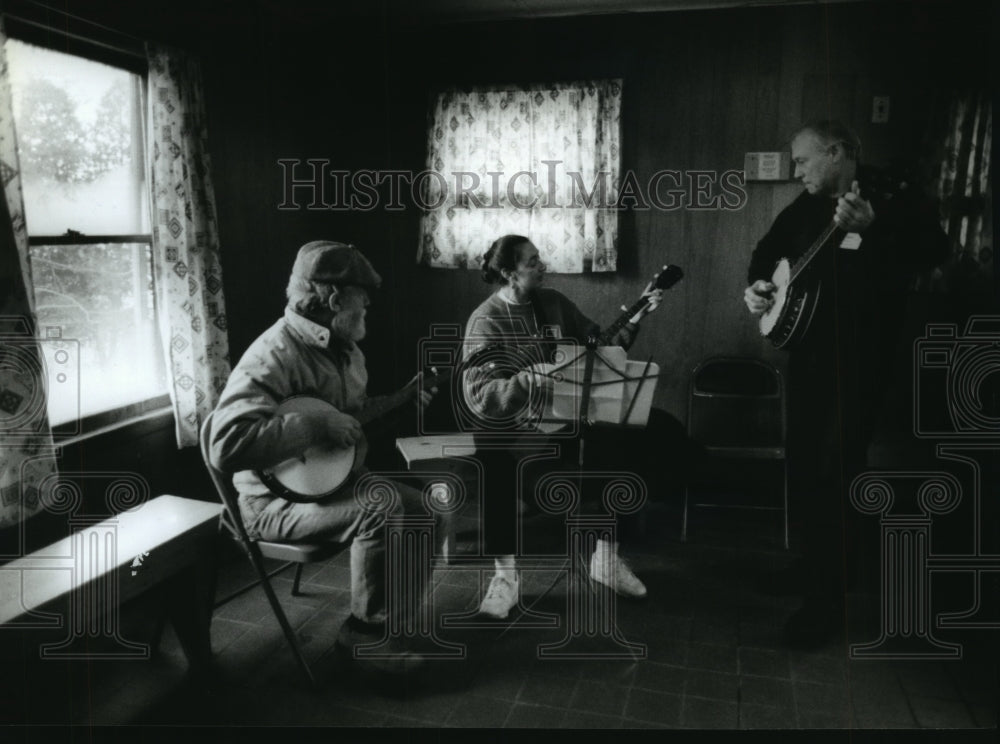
[38,0,990,482]
[376,2,990,416]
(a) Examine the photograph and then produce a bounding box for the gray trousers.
[238,473,426,625]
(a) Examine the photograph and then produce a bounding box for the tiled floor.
[6,504,998,731]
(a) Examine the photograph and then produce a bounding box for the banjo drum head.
[267,396,358,498]
[268,443,356,498]
[759,258,790,336]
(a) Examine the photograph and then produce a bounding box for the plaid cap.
[290,240,382,289]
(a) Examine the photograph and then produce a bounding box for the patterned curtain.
[925,89,992,292]
[146,43,230,448]
[0,21,58,529]
[418,80,622,273]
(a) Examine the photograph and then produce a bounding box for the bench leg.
[291,564,304,596]
[165,543,218,674]
[150,611,168,658]
[439,510,454,566]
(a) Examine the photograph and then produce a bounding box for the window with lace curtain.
[417,80,622,274]
[4,36,168,428]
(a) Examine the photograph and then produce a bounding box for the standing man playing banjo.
[208,241,435,669]
[743,121,948,648]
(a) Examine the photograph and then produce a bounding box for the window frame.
[4,19,173,440]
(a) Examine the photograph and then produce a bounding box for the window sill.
[55,406,175,449]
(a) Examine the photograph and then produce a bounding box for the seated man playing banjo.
[208,240,435,667]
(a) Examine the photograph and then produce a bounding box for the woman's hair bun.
[481,234,529,285]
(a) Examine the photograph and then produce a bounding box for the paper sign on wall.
[744,152,790,181]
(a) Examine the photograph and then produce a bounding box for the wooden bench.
[0,495,222,668]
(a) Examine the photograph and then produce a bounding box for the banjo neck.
[788,178,876,283]
[355,387,415,428]
[598,294,654,346]
[788,219,845,284]
[355,368,451,429]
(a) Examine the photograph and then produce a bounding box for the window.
[5,37,167,429]
[418,80,623,274]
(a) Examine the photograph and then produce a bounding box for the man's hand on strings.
[835,180,875,233]
[406,372,437,410]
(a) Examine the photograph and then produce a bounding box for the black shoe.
[335,615,385,654]
[343,614,386,636]
[754,560,806,596]
[782,598,844,650]
[336,616,426,676]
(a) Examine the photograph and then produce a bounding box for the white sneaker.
[479,574,519,619]
[590,550,647,598]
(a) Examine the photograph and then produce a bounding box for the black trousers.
[475,408,697,557]
[787,346,884,605]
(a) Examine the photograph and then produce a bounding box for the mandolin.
[598,264,684,345]
[525,263,683,427]
[256,368,451,502]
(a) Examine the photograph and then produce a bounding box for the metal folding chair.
[682,356,788,549]
[199,413,345,688]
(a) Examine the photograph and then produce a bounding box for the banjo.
[256,368,450,502]
[759,171,906,349]
[757,219,846,350]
